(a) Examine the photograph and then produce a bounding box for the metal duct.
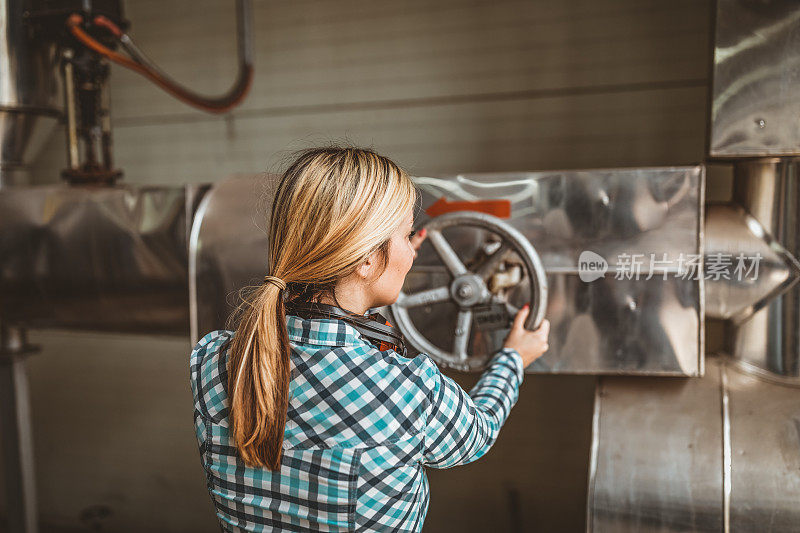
[730,159,800,380]
[588,355,800,532]
[710,0,800,157]
[703,203,798,322]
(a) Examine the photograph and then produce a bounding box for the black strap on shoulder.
[284,299,407,356]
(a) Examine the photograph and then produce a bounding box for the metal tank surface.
[0,183,209,335]
[710,0,800,157]
[191,167,704,376]
[0,0,63,186]
[589,355,800,532]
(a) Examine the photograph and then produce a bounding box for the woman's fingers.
[537,318,550,336]
[512,304,530,331]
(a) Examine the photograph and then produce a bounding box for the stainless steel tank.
[0,183,209,334]
[0,0,62,187]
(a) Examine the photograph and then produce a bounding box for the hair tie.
[263,275,287,290]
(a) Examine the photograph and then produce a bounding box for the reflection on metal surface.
[703,203,798,321]
[730,159,800,379]
[589,355,800,532]
[0,183,206,335]
[710,0,800,157]
[397,167,704,375]
[190,174,272,346]
[192,168,703,375]
[0,0,63,186]
[726,357,800,530]
[589,359,724,532]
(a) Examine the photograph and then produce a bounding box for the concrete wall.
[4,0,716,531]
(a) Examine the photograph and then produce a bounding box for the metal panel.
[710,0,800,157]
[401,166,704,375]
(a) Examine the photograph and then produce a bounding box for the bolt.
[755,118,766,129]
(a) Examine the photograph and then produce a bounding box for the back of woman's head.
[226,146,417,469]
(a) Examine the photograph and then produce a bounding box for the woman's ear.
[356,252,376,280]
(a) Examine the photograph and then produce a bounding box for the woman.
[189,146,550,532]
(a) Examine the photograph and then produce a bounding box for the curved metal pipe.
[704,203,799,322]
[67,0,254,114]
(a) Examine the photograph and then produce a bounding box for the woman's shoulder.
[189,329,235,422]
[191,329,235,360]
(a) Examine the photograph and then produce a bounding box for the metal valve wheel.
[390,211,548,371]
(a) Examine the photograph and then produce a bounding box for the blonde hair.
[226,146,418,469]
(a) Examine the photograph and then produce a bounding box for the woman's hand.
[503,305,550,367]
[411,228,427,258]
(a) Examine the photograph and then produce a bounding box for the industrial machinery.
[589,1,800,530]
[1,0,252,530]
[1,0,252,187]
[1,0,799,532]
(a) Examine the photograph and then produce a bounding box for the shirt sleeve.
[420,347,525,468]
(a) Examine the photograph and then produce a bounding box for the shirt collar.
[285,314,368,347]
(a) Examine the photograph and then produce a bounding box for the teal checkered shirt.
[190,314,524,532]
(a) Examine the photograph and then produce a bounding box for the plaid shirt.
[189,314,524,532]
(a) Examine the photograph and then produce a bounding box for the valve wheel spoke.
[428,229,468,277]
[396,286,451,308]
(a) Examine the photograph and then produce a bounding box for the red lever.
[425,196,511,218]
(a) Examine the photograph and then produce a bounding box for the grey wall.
[6,0,715,531]
[31,0,712,185]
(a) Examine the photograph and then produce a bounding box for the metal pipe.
[61,49,80,171]
[69,0,254,114]
[0,0,62,187]
[703,203,799,322]
[730,158,800,379]
[0,324,40,533]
